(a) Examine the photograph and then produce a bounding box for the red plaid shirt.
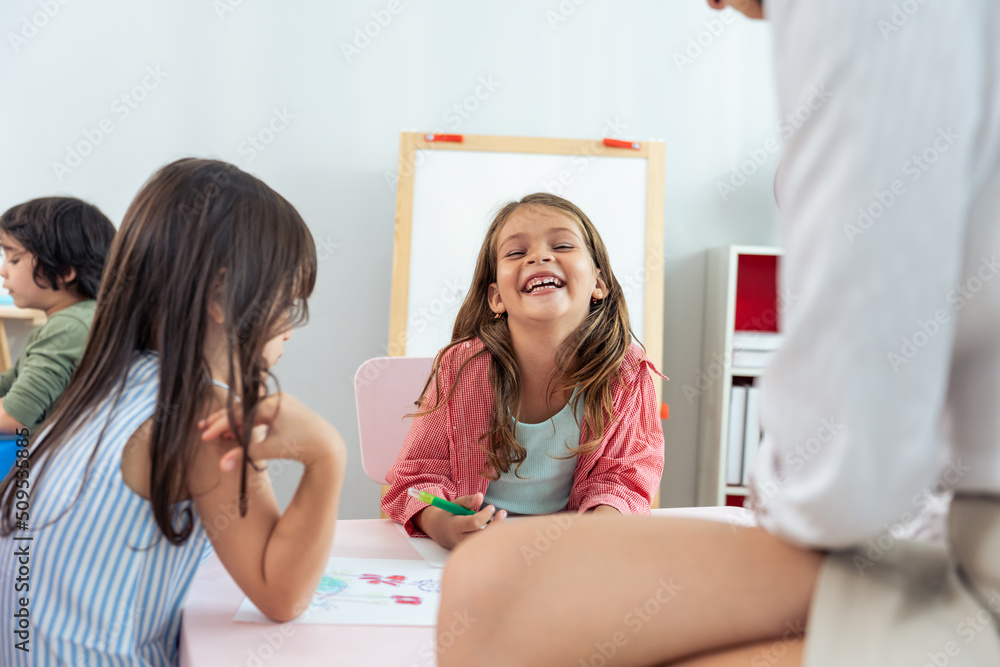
[382,338,665,536]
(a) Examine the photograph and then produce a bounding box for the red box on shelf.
[734,254,779,332]
[725,494,748,509]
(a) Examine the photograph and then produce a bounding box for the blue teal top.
[483,393,583,514]
[0,352,210,666]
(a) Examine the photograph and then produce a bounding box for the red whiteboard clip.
[603,138,641,150]
[425,134,463,143]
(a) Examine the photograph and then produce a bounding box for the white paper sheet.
[233,558,443,626]
[397,523,451,568]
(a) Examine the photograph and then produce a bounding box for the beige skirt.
[805,496,1000,666]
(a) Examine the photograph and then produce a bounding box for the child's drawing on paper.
[234,558,443,626]
[317,575,348,594]
[311,568,428,611]
[412,578,442,594]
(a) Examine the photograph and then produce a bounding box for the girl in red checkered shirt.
[382,193,665,549]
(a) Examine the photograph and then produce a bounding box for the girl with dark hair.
[0,158,346,665]
[382,193,664,549]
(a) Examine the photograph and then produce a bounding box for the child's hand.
[197,393,343,472]
[416,492,507,549]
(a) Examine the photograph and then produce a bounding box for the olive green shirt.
[0,299,95,435]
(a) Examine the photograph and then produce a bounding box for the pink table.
[179,519,438,667]
[180,508,754,667]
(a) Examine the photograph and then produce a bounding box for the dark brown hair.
[418,193,639,478]
[0,196,116,299]
[0,158,316,542]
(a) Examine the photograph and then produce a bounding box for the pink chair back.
[354,356,434,485]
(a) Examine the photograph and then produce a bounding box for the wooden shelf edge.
[0,306,46,326]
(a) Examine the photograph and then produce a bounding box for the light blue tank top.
[0,352,209,666]
[483,393,582,514]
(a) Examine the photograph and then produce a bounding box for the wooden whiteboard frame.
[389,132,665,397]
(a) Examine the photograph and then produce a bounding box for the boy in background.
[0,197,115,434]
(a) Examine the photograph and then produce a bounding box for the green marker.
[408,487,476,516]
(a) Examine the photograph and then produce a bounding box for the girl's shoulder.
[427,338,491,404]
[436,337,489,373]
[613,343,664,389]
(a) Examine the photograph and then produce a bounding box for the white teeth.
[525,276,564,292]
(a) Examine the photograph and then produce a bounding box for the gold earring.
[494,311,501,319]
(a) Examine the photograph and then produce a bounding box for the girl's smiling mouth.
[522,273,566,294]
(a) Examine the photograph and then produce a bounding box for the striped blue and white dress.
[0,352,209,666]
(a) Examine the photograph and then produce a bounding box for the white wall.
[1,0,780,518]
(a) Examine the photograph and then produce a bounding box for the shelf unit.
[696,245,782,507]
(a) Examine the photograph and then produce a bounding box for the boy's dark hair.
[0,197,116,299]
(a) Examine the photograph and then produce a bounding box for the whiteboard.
[390,133,665,377]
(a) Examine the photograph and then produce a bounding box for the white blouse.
[750,0,1000,548]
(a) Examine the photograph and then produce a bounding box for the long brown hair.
[0,158,316,542]
[419,193,639,478]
